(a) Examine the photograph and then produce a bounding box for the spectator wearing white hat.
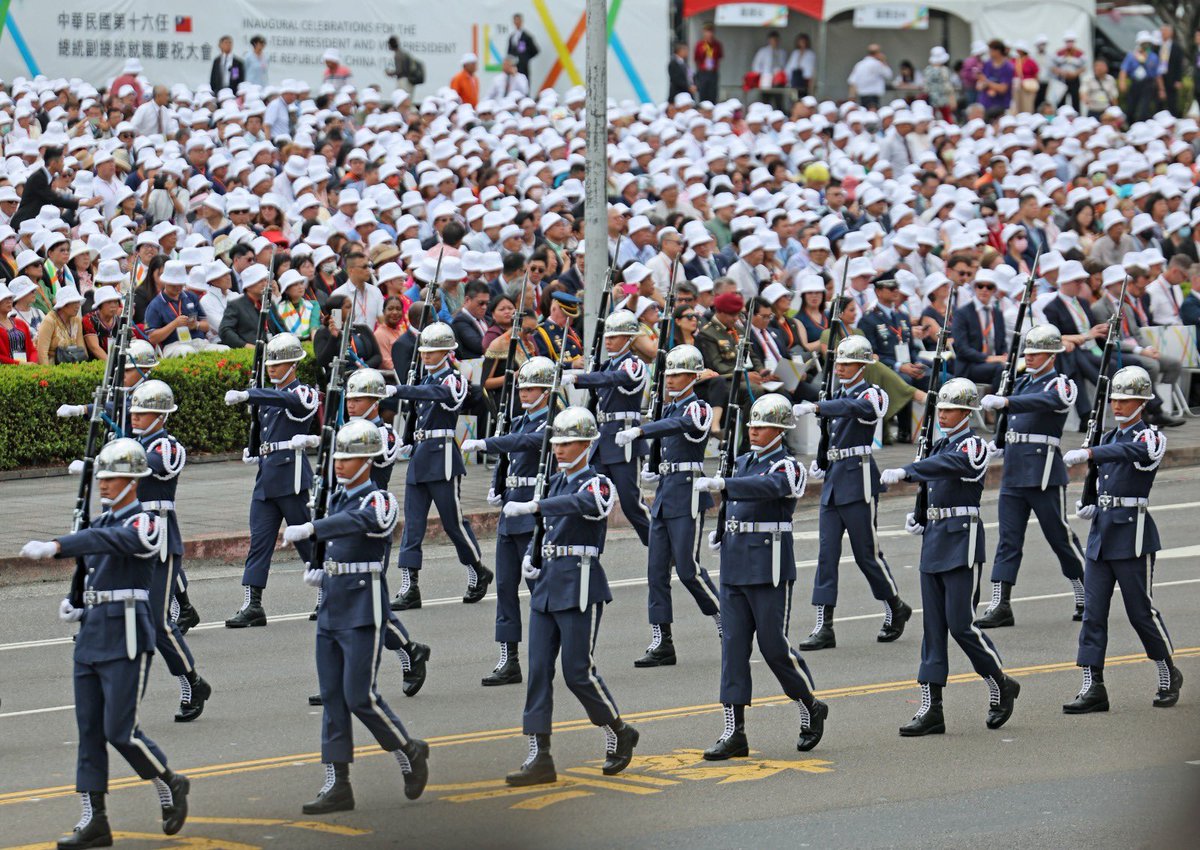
[625,215,658,265]
[198,262,235,341]
[145,260,212,357]
[847,44,894,109]
[1117,31,1165,123]
[451,53,480,107]
[879,109,917,171]
[322,49,353,89]
[1051,32,1087,111]
[81,285,124,360]
[274,268,321,341]
[1090,210,1139,268]
[683,222,728,280]
[0,281,37,364]
[488,54,530,100]
[37,284,87,364]
[727,234,765,302]
[923,47,957,121]
[645,226,688,299]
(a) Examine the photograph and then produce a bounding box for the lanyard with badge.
[165,296,193,342]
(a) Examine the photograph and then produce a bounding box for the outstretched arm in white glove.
[57,404,88,418]
[21,540,59,559]
[289,434,320,451]
[980,394,1007,411]
[614,426,641,447]
[1063,448,1090,467]
[460,438,487,454]
[503,500,539,517]
[880,467,907,486]
[283,522,315,543]
[224,389,250,406]
[792,401,817,418]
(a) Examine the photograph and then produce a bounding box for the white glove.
[68,459,86,475]
[486,488,503,507]
[807,459,825,481]
[58,598,83,623]
[242,447,259,465]
[560,370,582,387]
[289,434,320,451]
[503,500,539,517]
[397,444,413,460]
[904,512,925,536]
[57,404,87,418]
[614,426,641,447]
[792,401,817,418]
[303,568,325,587]
[1063,449,1090,467]
[461,438,487,454]
[283,521,315,543]
[224,389,250,406]
[980,394,1007,411]
[987,440,1003,460]
[1075,501,1097,520]
[880,468,907,486]
[21,540,58,559]
[639,469,661,484]
[693,476,724,492]
[707,530,721,551]
[521,555,541,580]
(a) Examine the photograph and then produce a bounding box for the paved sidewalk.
[4,418,1200,579]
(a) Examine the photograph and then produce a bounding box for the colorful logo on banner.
[0,0,42,75]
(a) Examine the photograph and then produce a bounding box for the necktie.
[980,307,992,354]
[156,107,163,135]
[708,257,718,278]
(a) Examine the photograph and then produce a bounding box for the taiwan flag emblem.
[175,16,193,33]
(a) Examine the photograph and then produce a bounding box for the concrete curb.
[4,443,1199,586]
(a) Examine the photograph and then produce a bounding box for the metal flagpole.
[583,0,608,347]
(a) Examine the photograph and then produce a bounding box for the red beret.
[713,292,744,314]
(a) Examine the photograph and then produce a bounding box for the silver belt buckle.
[827,448,841,461]
[658,462,670,475]
[1098,494,1112,508]
[725,519,740,533]
[926,507,939,521]
[83,590,98,605]
[541,544,556,559]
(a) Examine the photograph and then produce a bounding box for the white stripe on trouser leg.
[689,516,720,610]
[783,589,815,694]
[367,626,409,747]
[161,558,192,674]
[1145,556,1173,654]
[453,478,482,562]
[1060,487,1086,567]
[871,501,899,596]
[968,565,1004,672]
[586,605,619,720]
[131,653,167,775]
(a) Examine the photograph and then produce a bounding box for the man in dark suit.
[210,35,246,94]
[451,281,491,359]
[9,146,101,230]
[683,227,729,280]
[1040,262,1106,422]
[668,42,693,103]
[952,272,1007,390]
[218,265,269,349]
[1160,25,1185,117]
[489,253,526,300]
[506,14,540,79]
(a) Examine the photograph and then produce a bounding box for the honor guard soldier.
[281,420,430,812]
[501,407,639,786]
[615,344,722,667]
[693,394,828,760]
[460,356,557,686]
[882,379,1019,737]
[223,332,320,627]
[561,309,652,547]
[794,336,911,650]
[1062,366,1181,713]
[343,369,430,697]
[22,439,190,849]
[391,322,491,609]
[976,325,1087,628]
[128,380,212,723]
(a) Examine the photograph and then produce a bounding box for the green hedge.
[1,347,320,470]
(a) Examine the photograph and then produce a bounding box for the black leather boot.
[391,572,421,611]
[308,694,323,706]
[403,642,431,697]
[703,704,749,760]
[797,699,829,751]
[224,586,266,628]
[797,605,835,650]
[482,642,522,686]
[602,720,639,776]
[975,581,1014,628]
[174,673,211,723]
[506,734,556,786]
[57,792,111,849]
[899,683,945,736]
[634,624,677,667]
[1063,667,1109,714]
[159,770,189,835]
[397,739,430,800]
[302,763,354,814]
[986,674,1020,729]
[877,597,912,642]
[1153,663,1183,708]
[463,562,494,603]
[174,589,199,634]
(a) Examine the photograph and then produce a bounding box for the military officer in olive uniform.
[1062,366,1181,713]
[882,379,1019,737]
[693,394,829,760]
[22,439,190,849]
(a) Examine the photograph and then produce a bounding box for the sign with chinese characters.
[713,4,790,27]
[851,5,930,30]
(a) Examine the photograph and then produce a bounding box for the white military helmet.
[603,309,640,337]
[518,356,556,388]
[346,368,389,399]
[94,438,151,478]
[265,332,306,364]
[936,377,982,410]
[417,322,457,352]
[1109,365,1154,400]
[332,418,384,458]
[1022,324,1065,354]
[835,335,875,364]
[550,406,600,443]
[128,379,177,415]
[664,344,704,374]
[125,339,159,370]
[748,393,795,429]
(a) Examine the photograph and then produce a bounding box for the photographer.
[144,163,189,228]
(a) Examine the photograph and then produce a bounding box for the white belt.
[506,476,537,488]
[1098,495,1148,509]
[1005,432,1061,447]
[323,560,384,575]
[540,544,600,559]
[826,445,873,461]
[723,520,793,534]
[141,500,175,512]
[658,461,705,474]
[926,506,980,521]
[413,428,456,442]
[258,441,290,456]
[597,411,642,424]
[82,588,150,605]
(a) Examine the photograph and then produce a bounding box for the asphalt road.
[2,469,1199,849]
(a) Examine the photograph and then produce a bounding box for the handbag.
[1021,78,1039,93]
[55,345,88,364]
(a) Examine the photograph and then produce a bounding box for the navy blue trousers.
[494,530,533,644]
[151,553,194,677]
[719,581,815,706]
[242,493,313,588]
[74,654,168,792]
[917,565,1004,686]
[1077,555,1173,669]
[316,625,410,763]
[991,486,1085,585]
[398,478,482,570]
[647,513,719,625]
[813,499,898,607]
[523,604,619,735]
[593,457,651,546]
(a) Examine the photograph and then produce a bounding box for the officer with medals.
[22,439,190,849]
[615,344,722,667]
[530,290,585,363]
[693,394,829,759]
[460,356,557,687]
[282,419,430,812]
[223,332,320,627]
[561,309,652,547]
[976,325,1087,628]
[391,322,492,609]
[1062,366,1182,712]
[128,380,212,723]
[794,336,911,650]
[501,407,639,786]
[882,379,1019,737]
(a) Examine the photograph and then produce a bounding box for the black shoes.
[634,627,677,668]
[1072,601,1084,622]
[308,694,323,706]
[303,764,354,814]
[463,563,494,604]
[175,676,212,723]
[506,734,556,786]
[1063,682,1109,714]
[900,684,945,737]
[1153,666,1183,708]
[175,601,200,634]
[482,643,522,686]
[391,585,422,611]
[400,739,430,800]
[161,772,189,835]
[403,642,431,697]
[797,700,828,751]
[986,675,1020,730]
[224,587,266,628]
[602,723,639,776]
[975,601,1014,629]
[57,793,111,849]
[798,624,835,651]
[702,730,749,760]
[877,599,912,642]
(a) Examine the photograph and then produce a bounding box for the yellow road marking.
[187,817,371,837]
[511,788,592,810]
[6,835,261,850]
[567,766,681,787]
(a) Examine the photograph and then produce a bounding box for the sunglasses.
[975,283,996,291]
[679,313,697,319]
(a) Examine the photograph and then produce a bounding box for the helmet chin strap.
[336,461,371,487]
[131,413,166,436]
[270,364,297,385]
[100,480,137,509]
[611,337,633,357]
[426,352,451,372]
[1115,402,1146,425]
[560,446,589,473]
[838,364,867,386]
[751,432,783,456]
[937,415,970,438]
[1030,356,1054,377]
[521,389,549,410]
[667,376,697,398]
